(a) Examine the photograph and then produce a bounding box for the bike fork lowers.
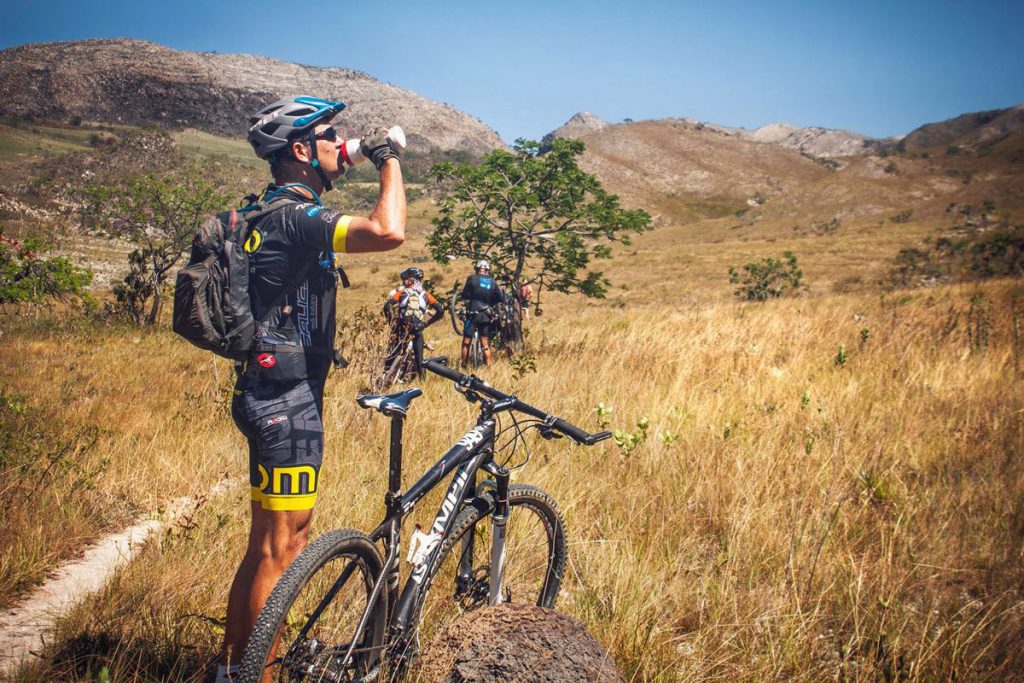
[486,466,510,604]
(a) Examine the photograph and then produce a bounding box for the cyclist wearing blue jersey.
[458,259,503,366]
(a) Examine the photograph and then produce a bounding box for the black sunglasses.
[313,127,341,142]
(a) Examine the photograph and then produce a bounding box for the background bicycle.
[237,357,610,682]
[447,292,524,365]
[376,320,427,389]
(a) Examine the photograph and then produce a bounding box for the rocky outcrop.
[0,39,505,159]
[541,111,609,149]
[416,605,623,683]
[708,121,886,158]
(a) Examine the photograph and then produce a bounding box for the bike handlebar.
[422,358,612,447]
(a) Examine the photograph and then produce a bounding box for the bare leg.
[461,336,471,366]
[481,336,491,365]
[220,502,313,677]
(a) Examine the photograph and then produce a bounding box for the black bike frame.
[351,412,500,658]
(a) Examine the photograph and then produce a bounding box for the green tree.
[0,233,93,309]
[728,251,804,301]
[427,138,651,302]
[81,169,226,325]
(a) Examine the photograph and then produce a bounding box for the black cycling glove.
[359,127,401,171]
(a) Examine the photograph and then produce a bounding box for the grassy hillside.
[1,118,1023,681]
[574,118,1024,246]
[4,279,1023,682]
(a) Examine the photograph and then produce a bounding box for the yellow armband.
[333,215,353,253]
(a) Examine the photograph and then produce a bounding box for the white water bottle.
[340,125,407,168]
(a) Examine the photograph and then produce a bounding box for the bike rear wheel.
[412,484,566,646]
[469,332,484,367]
[237,529,387,683]
[501,301,524,354]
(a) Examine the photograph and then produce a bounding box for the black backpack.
[172,197,304,360]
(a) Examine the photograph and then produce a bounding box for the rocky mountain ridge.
[546,104,1024,160]
[546,113,888,158]
[0,38,505,159]
[900,104,1024,150]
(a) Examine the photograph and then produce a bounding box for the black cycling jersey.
[460,273,503,313]
[244,186,345,383]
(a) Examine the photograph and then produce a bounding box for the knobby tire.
[469,333,484,368]
[410,484,566,648]
[237,529,387,683]
[447,293,462,336]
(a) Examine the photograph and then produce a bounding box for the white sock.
[215,663,239,683]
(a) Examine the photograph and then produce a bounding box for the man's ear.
[290,139,311,163]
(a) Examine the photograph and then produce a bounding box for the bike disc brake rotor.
[455,565,491,610]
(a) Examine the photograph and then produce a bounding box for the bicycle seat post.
[387,414,404,506]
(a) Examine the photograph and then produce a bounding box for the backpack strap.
[255,260,316,326]
[234,197,316,329]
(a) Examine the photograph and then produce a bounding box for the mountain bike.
[377,321,429,389]
[237,357,610,682]
[448,298,522,364]
[494,292,524,355]
[447,299,487,367]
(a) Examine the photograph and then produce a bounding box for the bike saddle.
[356,388,423,417]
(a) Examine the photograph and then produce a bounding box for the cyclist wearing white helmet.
[458,259,504,366]
[215,95,406,681]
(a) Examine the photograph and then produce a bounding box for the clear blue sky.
[2,0,1022,142]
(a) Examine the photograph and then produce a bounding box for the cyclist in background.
[458,259,503,366]
[383,267,442,378]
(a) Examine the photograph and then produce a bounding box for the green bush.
[728,251,804,301]
[887,226,1024,287]
[890,210,913,224]
[0,233,93,308]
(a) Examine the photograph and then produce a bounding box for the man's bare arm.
[334,158,406,253]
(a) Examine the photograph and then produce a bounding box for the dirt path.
[0,479,239,677]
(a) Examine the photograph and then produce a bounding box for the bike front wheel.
[379,338,413,390]
[447,291,463,336]
[413,484,566,645]
[237,529,387,683]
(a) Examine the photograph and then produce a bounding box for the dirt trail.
[0,479,238,677]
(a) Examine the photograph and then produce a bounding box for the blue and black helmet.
[247,96,346,160]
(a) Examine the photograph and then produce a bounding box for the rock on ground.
[414,604,622,683]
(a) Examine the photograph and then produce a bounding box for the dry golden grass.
[4,274,1023,681]
[3,124,1023,681]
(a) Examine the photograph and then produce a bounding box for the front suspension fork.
[486,466,510,604]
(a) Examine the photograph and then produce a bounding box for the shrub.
[887,226,1024,287]
[728,251,804,301]
[0,233,93,309]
